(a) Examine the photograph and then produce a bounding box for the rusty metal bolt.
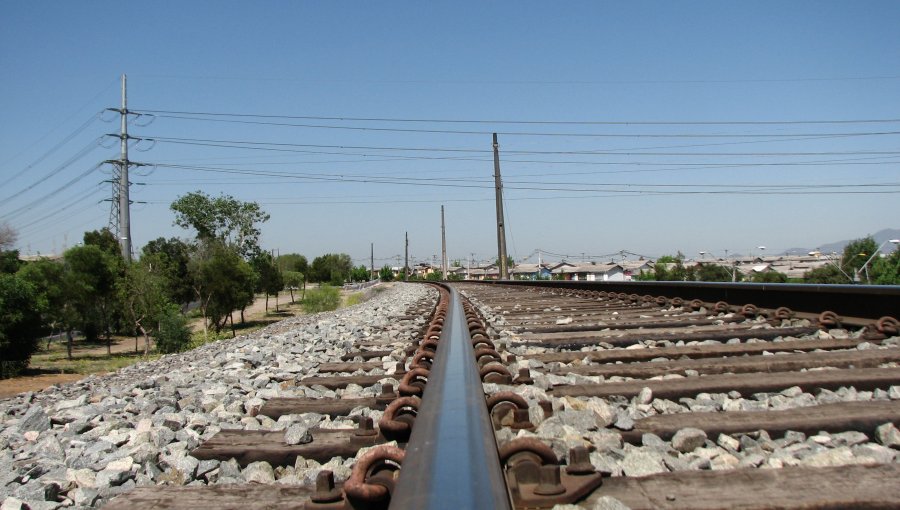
[513,367,534,385]
[533,465,566,496]
[506,353,517,364]
[376,383,397,406]
[510,408,535,431]
[354,416,378,437]
[566,446,595,475]
[310,470,343,503]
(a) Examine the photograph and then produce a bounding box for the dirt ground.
[0,290,303,400]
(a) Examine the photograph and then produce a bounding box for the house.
[621,260,654,280]
[509,263,552,280]
[553,263,625,282]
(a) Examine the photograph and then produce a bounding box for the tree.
[695,264,734,282]
[804,265,848,284]
[142,237,194,308]
[189,241,255,336]
[0,274,45,378]
[155,304,191,354]
[871,249,900,285]
[0,222,17,251]
[16,258,69,350]
[283,271,304,302]
[171,191,270,258]
[118,256,170,355]
[83,228,122,258]
[351,265,370,282]
[63,245,120,354]
[309,253,353,285]
[841,236,879,279]
[751,271,788,283]
[251,252,284,312]
[276,253,308,274]
[379,265,393,282]
[0,249,21,275]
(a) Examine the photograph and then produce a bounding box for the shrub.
[155,304,191,353]
[302,285,341,313]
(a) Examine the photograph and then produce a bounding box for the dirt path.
[0,292,299,400]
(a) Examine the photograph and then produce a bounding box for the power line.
[0,138,104,209]
[145,135,900,158]
[0,112,103,188]
[138,113,900,138]
[133,108,900,126]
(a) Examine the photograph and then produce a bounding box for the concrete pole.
[441,205,448,280]
[493,133,508,279]
[404,231,409,281]
[118,74,132,262]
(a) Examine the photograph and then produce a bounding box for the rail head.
[389,285,512,510]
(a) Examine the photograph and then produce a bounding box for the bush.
[0,274,45,378]
[302,285,341,313]
[155,304,191,353]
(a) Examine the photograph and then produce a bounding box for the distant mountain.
[782,228,900,256]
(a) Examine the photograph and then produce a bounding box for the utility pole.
[441,205,448,280]
[493,133,509,279]
[370,243,374,281]
[404,231,409,281]
[106,74,135,262]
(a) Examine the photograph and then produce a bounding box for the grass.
[344,292,364,307]
[29,338,163,375]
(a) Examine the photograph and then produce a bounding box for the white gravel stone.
[875,422,900,448]
[671,428,707,453]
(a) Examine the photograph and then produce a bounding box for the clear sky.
[2,1,898,267]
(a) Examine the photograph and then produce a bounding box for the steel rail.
[470,280,900,320]
[389,285,512,510]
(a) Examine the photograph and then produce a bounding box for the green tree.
[804,264,848,284]
[283,271,305,302]
[17,258,69,349]
[310,253,353,285]
[351,264,370,282]
[171,191,270,258]
[695,264,734,282]
[118,256,170,355]
[841,236,879,279]
[83,228,122,258]
[0,274,45,378]
[155,303,191,354]
[751,271,788,283]
[379,265,393,282]
[871,249,900,285]
[0,250,21,274]
[251,252,284,312]
[64,245,120,354]
[190,241,255,336]
[276,253,308,274]
[142,237,194,308]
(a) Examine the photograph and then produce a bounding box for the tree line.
[636,236,899,284]
[0,191,370,378]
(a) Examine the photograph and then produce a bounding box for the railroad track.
[106,281,900,509]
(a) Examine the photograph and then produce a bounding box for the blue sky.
[2,1,898,266]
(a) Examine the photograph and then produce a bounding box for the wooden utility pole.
[493,133,508,279]
[370,243,374,281]
[404,231,409,281]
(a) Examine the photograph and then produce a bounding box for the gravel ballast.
[1,283,434,510]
